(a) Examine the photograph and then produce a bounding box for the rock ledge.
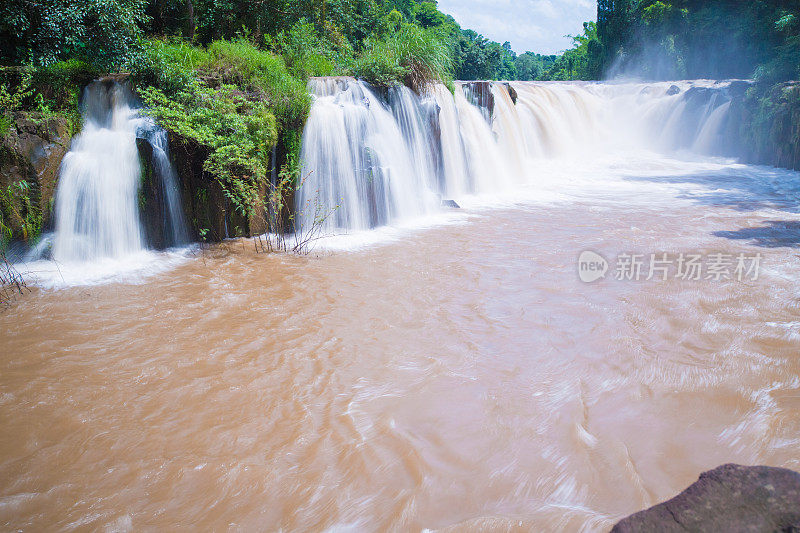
[612,464,800,532]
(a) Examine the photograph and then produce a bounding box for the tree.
[0,0,149,68]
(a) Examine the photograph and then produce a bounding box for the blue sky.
[436,0,597,55]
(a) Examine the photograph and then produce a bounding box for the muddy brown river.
[2,156,800,531]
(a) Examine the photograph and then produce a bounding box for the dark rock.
[97,73,131,84]
[666,84,681,96]
[612,464,800,533]
[682,86,717,108]
[0,111,74,240]
[727,80,753,98]
[503,82,518,105]
[461,81,495,118]
[166,132,229,241]
[136,138,168,249]
[441,199,460,209]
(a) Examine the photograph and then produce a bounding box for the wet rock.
[441,199,460,209]
[462,81,495,117]
[503,82,518,105]
[136,138,168,249]
[0,111,74,239]
[682,86,716,109]
[727,80,752,98]
[612,464,800,533]
[666,84,681,96]
[166,132,229,241]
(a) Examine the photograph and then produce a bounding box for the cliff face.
[0,112,75,243]
[725,82,800,171]
[747,83,800,171]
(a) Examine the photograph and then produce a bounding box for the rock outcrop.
[461,81,495,117]
[0,112,74,240]
[612,464,800,532]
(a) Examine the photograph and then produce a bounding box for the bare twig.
[0,251,29,310]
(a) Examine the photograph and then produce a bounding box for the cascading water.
[297,78,439,233]
[51,80,186,262]
[298,79,743,233]
[138,127,190,248]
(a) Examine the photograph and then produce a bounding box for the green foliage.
[31,59,101,110]
[0,115,12,137]
[740,82,800,169]
[139,80,278,218]
[596,0,800,81]
[204,39,311,127]
[269,20,346,79]
[133,38,311,124]
[0,68,35,113]
[413,2,447,29]
[130,37,312,234]
[0,181,42,246]
[452,30,517,81]
[0,61,91,132]
[542,21,603,81]
[131,39,210,93]
[353,23,453,90]
[0,0,149,69]
[386,10,404,32]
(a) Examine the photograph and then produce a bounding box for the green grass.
[352,24,454,91]
[204,39,311,127]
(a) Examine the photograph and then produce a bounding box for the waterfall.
[297,78,438,233]
[51,81,187,262]
[298,78,740,233]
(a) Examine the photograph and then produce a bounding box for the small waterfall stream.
[298,79,743,233]
[51,81,187,262]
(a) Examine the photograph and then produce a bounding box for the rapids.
[2,78,800,530]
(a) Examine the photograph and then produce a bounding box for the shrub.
[353,24,453,92]
[269,20,341,79]
[139,80,278,218]
[0,0,148,69]
[31,59,101,110]
[0,181,42,245]
[0,67,35,114]
[203,39,311,127]
[130,39,209,94]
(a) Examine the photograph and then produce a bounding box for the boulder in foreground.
[612,464,800,532]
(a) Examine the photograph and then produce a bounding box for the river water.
[3,147,800,530]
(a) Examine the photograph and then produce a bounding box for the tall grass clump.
[204,39,311,127]
[353,24,453,92]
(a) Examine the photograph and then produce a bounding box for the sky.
[436,0,597,55]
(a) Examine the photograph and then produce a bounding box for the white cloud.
[436,0,596,55]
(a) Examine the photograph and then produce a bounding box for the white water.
[298,79,744,233]
[51,81,187,262]
[296,78,439,233]
[14,81,190,288]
